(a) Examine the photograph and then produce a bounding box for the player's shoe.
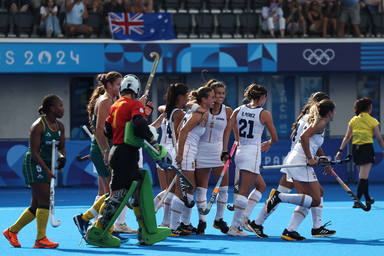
[213,218,229,234]
[242,219,252,232]
[266,189,281,213]
[196,220,206,235]
[73,214,89,237]
[170,226,192,237]
[281,229,306,241]
[227,226,248,237]
[311,221,336,237]
[111,232,130,243]
[366,197,375,205]
[179,222,196,234]
[33,237,59,248]
[247,220,268,238]
[3,228,21,247]
[114,223,137,234]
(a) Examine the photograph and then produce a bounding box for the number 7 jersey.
[236,105,264,145]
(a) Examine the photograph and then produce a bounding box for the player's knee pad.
[100,189,127,228]
[294,206,309,217]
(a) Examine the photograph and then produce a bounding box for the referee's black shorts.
[109,144,141,191]
[352,143,375,166]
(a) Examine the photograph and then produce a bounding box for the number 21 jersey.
[236,105,264,146]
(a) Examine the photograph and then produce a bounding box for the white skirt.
[235,144,261,174]
[284,150,318,182]
[196,142,224,169]
[280,151,293,182]
[181,142,198,171]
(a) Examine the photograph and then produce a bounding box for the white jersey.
[236,105,264,146]
[284,125,324,183]
[290,114,309,150]
[180,110,206,171]
[160,108,180,148]
[196,104,227,168]
[200,104,227,143]
[292,124,324,158]
[181,110,206,145]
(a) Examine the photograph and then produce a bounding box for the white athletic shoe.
[227,226,248,237]
[242,219,252,232]
[114,223,137,234]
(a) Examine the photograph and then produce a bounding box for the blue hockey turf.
[1,184,383,256]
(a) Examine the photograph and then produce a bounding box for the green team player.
[3,94,66,249]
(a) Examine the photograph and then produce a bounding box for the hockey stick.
[155,111,195,209]
[226,166,239,211]
[50,139,61,227]
[261,155,352,170]
[143,52,160,96]
[143,140,193,191]
[144,140,194,208]
[82,125,94,140]
[330,169,371,212]
[199,142,237,215]
[76,154,90,162]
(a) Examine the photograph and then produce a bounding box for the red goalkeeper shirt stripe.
[106,96,146,145]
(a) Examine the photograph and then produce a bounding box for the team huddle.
[3,70,381,248]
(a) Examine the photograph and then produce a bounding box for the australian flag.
[108,12,175,41]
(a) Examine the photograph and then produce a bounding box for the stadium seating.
[14,12,34,37]
[217,13,237,37]
[85,12,104,38]
[173,12,192,38]
[195,12,215,38]
[0,11,9,37]
[206,0,227,12]
[162,0,182,13]
[228,0,248,12]
[239,12,259,38]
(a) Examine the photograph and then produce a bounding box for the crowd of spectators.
[0,0,383,38]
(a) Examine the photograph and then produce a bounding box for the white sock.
[287,206,309,232]
[196,187,207,222]
[277,185,292,193]
[279,193,312,208]
[161,192,174,227]
[115,206,127,225]
[254,202,274,226]
[243,189,262,221]
[170,196,184,230]
[311,197,323,229]
[154,189,166,212]
[230,195,248,228]
[215,186,228,221]
[181,194,194,225]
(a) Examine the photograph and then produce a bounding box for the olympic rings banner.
[2,139,384,187]
[0,41,383,73]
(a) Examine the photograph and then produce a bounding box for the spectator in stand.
[6,0,31,13]
[262,0,286,38]
[128,0,152,13]
[284,0,308,37]
[103,0,124,36]
[338,0,361,37]
[90,0,103,14]
[65,0,92,37]
[5,0,32,34]
[307,0,324,35]
[322,0,337,38]
[40,0,64,37]
[362,0,383,13]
